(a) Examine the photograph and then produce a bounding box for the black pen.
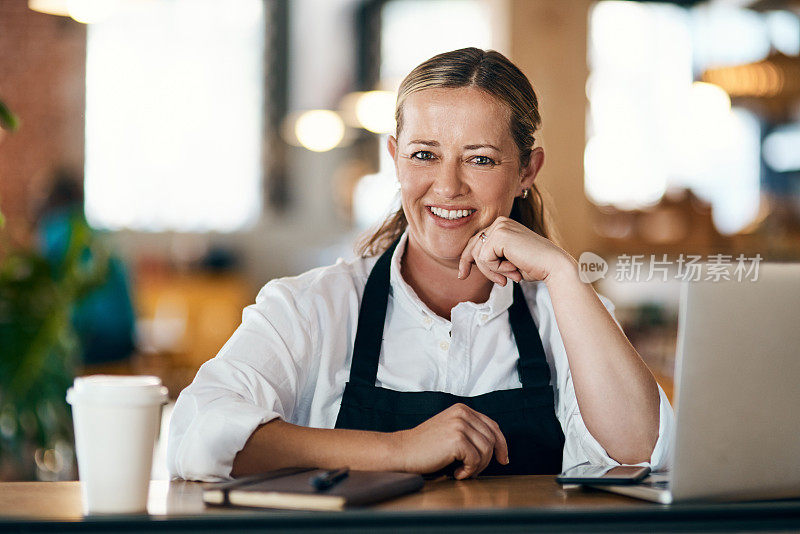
[309,468,349,491]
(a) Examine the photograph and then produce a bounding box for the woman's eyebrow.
[463,143,501,151]
[406,140,502,152]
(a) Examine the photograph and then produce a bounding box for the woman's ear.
[520,147,544,191]
[388,136,404,190]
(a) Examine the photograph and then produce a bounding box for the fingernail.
[504,456,510,465]
[457,268,463,279]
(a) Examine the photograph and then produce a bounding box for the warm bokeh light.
[355,91,396,134]
[66,0,116,23]
[294,110,345,152]
[703,61,785,98]
[29,0,119,23]
[28,0,69,16]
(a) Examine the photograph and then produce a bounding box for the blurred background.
[1,0,799,481]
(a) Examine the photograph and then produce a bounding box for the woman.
[167,48,674,482]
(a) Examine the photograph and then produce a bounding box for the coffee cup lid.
[66,375,169,407]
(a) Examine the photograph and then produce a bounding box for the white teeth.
[430,207,475,220]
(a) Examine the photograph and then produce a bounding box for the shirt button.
[480,313,489,323]
[439,340,450,352]
[423,316,433,326]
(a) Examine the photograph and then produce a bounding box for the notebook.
[203,468,425,511]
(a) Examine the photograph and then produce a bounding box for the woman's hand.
[393,403,509,479]
[457,216,573,285]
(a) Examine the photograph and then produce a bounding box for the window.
[586,1,767,235]
[84,0,264,232]
[380,0,495,91]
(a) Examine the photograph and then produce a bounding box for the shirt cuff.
[647,384,675,471]
[169,398,280,482]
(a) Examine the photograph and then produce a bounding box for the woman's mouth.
[426,206,477,227]
[429,206,476,220]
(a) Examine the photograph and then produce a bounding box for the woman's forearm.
[231,419,402,477]
[544,256,660,464]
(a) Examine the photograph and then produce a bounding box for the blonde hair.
[356,47,551,256]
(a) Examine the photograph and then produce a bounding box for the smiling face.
[388,86,540,265]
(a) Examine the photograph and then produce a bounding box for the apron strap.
[346,236,553,391]
[346,238,399,386]
[509,283,555,390]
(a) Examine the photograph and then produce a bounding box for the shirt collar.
[389,231,514,329]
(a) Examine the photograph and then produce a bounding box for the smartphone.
[556,464,651,485]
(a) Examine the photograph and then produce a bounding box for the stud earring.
[521,188,530,200]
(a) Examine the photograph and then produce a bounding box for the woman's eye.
[471,155,496,166]
[411,151,434,161]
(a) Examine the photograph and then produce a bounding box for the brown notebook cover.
[203,468,424,511]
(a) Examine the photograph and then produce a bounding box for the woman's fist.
[391,403,509,479]
[458,217,573,285]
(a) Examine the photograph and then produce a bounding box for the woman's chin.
[424,234,471,262]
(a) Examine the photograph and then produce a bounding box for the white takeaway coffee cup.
[67,375,168,514]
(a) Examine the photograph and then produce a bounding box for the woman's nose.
[432,159,467,198]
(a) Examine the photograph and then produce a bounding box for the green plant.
[0,100,19,133]
[0,97,111,480]
[0,214,109,480]
[0,97,18,229]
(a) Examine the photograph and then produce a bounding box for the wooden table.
[2,476,800,532]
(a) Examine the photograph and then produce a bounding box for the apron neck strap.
[346,237,553,390]
[508,283,554,389]
[347,238,398,386]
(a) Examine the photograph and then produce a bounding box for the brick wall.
[0,0,86,245]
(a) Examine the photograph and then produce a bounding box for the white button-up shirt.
[167,233,674,481]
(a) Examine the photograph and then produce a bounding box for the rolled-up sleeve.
[554,291,675,472]
[561,377,674,471]
[167,281,315,481]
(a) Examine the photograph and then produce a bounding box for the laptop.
[593,263,800,504]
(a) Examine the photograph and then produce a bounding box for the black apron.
[335,239,565,475]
